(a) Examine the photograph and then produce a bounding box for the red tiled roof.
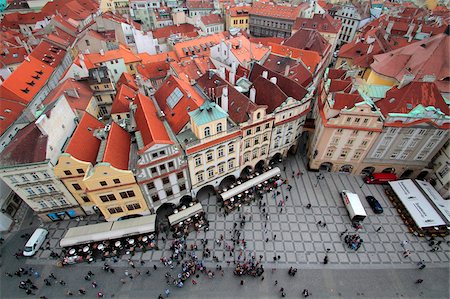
[42,0,99,22]
[170,57,211,83]
[200,14,224,26]
[196,72,259,124]
[186,0,214,9]
[371,33,449,93]
[64,112,104,164]
[251,76,288,113]
[283,29,330,57]
[134,93,173,154]
[268,43,321,72]
[329,79,352,93]
[0,99,26,137]
[152,24,198,39]
[52,15,78,33]
[262,54,312,87]
[111,85,136,114]
[248,37,285,47]
[138,51,178,64]
[0,55,54,105]
[101,11,142,30]
[228,5,251,17]
[0,46,27,66]
[42,78,94,113]
[1,12,48,29]
[378,82,448,117]
[29,40,67,69]
[0,122,48,166]
[293,14,342,34]
[173,33,224,59]
[137,61,170,80]
[103,122,131,170]
[332,93,362,110]
[84,45,141,66]
[327,69,347,80]
[154,75,205,134]
[116,72,139,91]
[249,63,308,104]
[249,2,304,21]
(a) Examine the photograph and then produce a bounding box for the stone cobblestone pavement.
[31,154,450,268]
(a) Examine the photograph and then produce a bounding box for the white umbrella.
[128,239,135,245]
[115,241,121,247]
[83,246,89,253]
[97,244,105,250]
[69,248,76,255]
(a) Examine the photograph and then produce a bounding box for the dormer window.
[216,123,222,133]
[21,88,30,93]
[204,126,210,137]
[36,70,43,75]
[32,75,40,80]
[26,81,35,86]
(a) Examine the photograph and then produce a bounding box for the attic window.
[0,116,4,120]
[4,109,11,113]
[21,88,30,94]
[26,81,35,86]
[166,87,183,109]
[32,74,41,80]
[389,98,395,103]
[36,70,44,75]
[420,43,426,48]
[13,53,18,58]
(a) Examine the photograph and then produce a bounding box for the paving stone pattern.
[32,154,449,268]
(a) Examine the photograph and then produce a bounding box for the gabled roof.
[0,45,27,66]
[116,72,139,91]
[152,24,198,39]
[250,76,288,113]
[200,14,224,26]
[103,122,130,170]
[84,45,141,66]
[249,2,304,21]
[137,61,170,81]
[170,56,212,83]
[0,122,48,167]
[186,0,214,9]
[378,82,448,116]
[111,85,136,114]
[283,29,330,57]
[189,100,228,126]
[262,54,312,87]
[1,11,48,29]
[196,72,260,124]
[370,33,449,94]
[135,93,173,153]
[41,0,99,22]
[29,40,67,67]
[138,51,178,64]
[101,11,142,30]
[268,42,321,72]
[293,14,342,34]
[64,112,104,164]
[42,78,94,112]
[224,35,270,65]
[249,63,308,103]
[0,55,54,105]
[173,33,224,59]
[154,75,205,134]
[228,5,251,17]
[332,92,362,110]
[0,99,26,137]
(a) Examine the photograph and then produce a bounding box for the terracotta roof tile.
[223,35,271,65]
[103,122,131,170]
[64,112,104,164]
[173,33,224,59]
[29,40,67,69]
[111,85,136,114]
[227,5,251,17]
[0,122,48,166]
[196,72,259,124]
[268,42,321,72]
[200,14,224,26]
[0,46,27,66]
[170,57,211,83]
[249,63,308,104]
[377,82,448,116]
[329,79,353,93]
[248,37,285,47]
[251,76,288,113]
[42,78,94,113]
[116,72,139,91]
[137,51,178,64]
[137,61,170,81]
[186,0,214,9]
[283,29,330,57]
[370,33,449,94]
[134,93,173,154]
[332,93,362,110]
[154,75,205,134]
[250,2,304,21]
[262,54,312,87]
[0,99,26,136]
[84,45,141,66]
[293,14,342,34]
[152,24,198,39]
[326,68,346,80]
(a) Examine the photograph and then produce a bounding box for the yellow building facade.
[226,6,251,30]
[83,163,150,221]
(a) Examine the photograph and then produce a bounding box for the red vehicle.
[364,173,397,184]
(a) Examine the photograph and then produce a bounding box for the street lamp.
[359,176,365,189]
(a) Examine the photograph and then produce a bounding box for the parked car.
[365,196,383,214]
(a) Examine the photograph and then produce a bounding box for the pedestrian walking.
[92,281,97,288]
[317,220,322,225]
[273,234,277,240]
[306,203,311,209]
[401,240,409,248]
[240,280,244,285]
[415,279,423,284]
[165,289,170,297]
[192,279,197,285]
[376,226,382,232]
[261,276,265,281]
[274,280,278,285]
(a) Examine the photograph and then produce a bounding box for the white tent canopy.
[389,180,446,228]
[109,215,156,239]
[60,215,156,248]
[415,180,450,225]
[168,203,203,225]
[220,167,281,201]
[60,222,113,247]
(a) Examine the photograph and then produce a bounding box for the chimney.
[367,43,374,54]
[397,74,415,89]
[238,38,242,49]
[249,86,256,102]
[219,65,226,80]
[231,61,237,73]
[65,88,80,98]
[386,21,394,35]
[262,70,268,79]
[221,86,228,112]
[229,69,236,85]
[405,23,415,38]
[100,48,105,56]
[270,77,277,85]
[284,64,290,77]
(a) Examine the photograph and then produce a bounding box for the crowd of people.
[343,233,364,251]
[171,211,209,238]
